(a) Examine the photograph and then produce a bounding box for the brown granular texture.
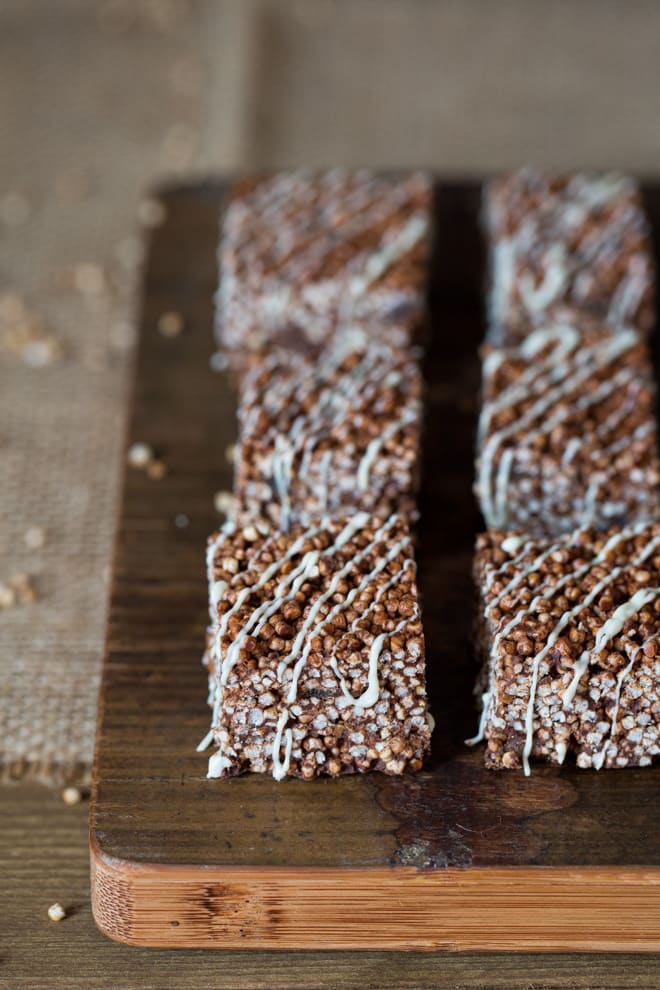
[232,335,422,531]
[472,526,660,772]
[474,319,660,537]
[204,513,430,779]
[484,168,655,344]
[216,169,432,356]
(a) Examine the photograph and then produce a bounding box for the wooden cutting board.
[90,181,660,951]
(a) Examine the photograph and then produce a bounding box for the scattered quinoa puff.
[234,334,422,531]
[483,168,655,344]
[127,442,154,469]
[202,513,430,780]
[471,525,660,774]
[216,169,433,358]
[62,786,82,806]
[474,319,660,537]
[157,310,184,338]
[48,903,66,922]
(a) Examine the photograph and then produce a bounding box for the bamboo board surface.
[90,181,660,951]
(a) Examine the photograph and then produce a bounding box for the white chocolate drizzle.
[484,525,660,775]
[521,532,660,774]
[592,631,660,770]
[278,515,401,693]
[486,169,652,332]
[219,169,431,350]
[239,337,421,529]
[327,558,415,709]
[465,690,492,746]
[562,586,660,707]
[206,512,421,780]
[476,324,651,532]
[356,408,418,492]
[271,709,294,782]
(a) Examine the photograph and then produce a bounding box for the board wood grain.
[90,181,660,950]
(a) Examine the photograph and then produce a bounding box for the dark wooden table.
[5,785,660,988]
[4,181,660,985]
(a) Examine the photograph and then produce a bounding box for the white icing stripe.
[196,729,214,753]
[344,616,411,709]
[206,513,418,780]
[592,631,660,770]
[278,515,401,692]
[518,242,567,312]
[271,709,293,782]
[562,586,660,707]
[349,214,428,297]
[214,515,360,649]
[465,690,492,746]
[240,338,420,528]
[477,329,639,529]
[475,524,645,767]
[519,533,660,775]
[487,170,649,330]
[234,521,324,584]
[477,323,580,445]
[219,514,373,687]
[493,447,515,529]
[220,171,430,350]
[224,170,429,293]
[324,559,415,709]
[274,515,409,777]
[356,409,417,492]
[487,528,582,612]
[206,514,372,777]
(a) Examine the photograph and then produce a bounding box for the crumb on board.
[157,310,184,338]
[146,459,167,480]
[127,442,154,469]
[24,526,46,550]
[62,786,82,806]
[48,903,66,922]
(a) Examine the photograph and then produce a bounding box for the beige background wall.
[2,0,659,779]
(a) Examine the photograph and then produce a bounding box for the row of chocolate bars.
[199,168,658,780]
[474,169,659,773]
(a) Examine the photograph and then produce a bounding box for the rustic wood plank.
[89,181,660,951]
[6,784,660,988]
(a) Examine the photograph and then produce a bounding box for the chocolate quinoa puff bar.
[216,169,433,356]
[470,526,660,773]
[200,512,430,780]
[484,168,655,344]
[474,320,660,538]
[233,335,422,531]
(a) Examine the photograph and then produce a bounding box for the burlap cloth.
[0,0,239,783]
[3,0,660,784]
